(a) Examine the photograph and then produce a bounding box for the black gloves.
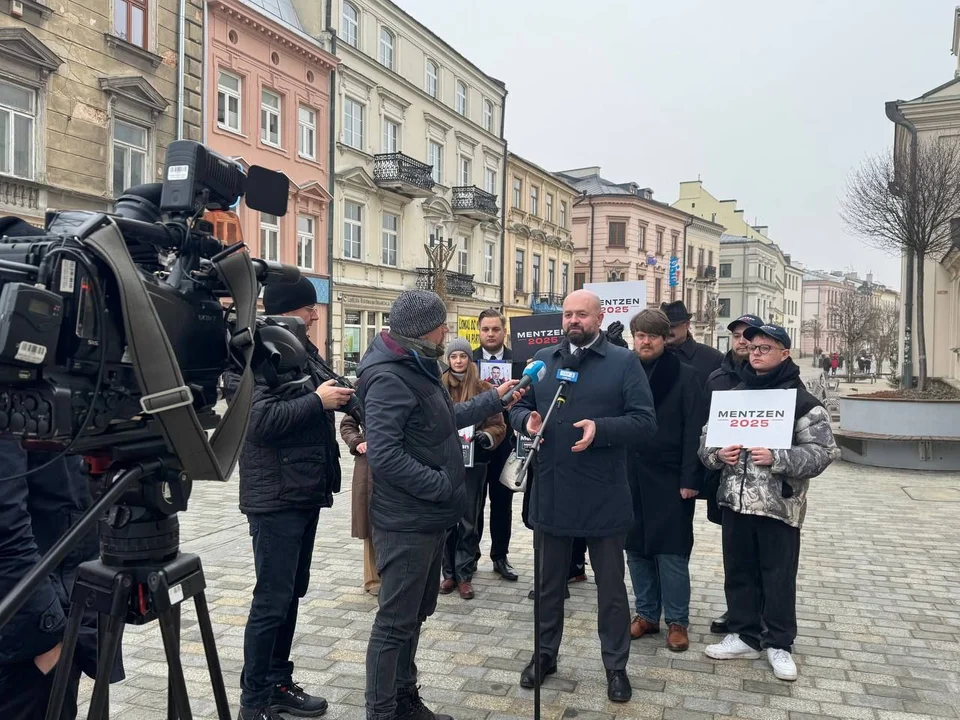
[473,431,494,449]
[606,321,629,348]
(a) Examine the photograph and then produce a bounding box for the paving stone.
[743,679,793,697]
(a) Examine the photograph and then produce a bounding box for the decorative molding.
[454,130,479,149]
[376,85,411,111]
[99,76,169,119]
[103,34,163,69]
[335,166,379,193]
[423,111,453,135]
[0,27,61,79]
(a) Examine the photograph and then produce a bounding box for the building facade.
[556,167,689,308]
[206,0,338,351]
[715,234,789,352]
[0,0,202,225]
[784,260,803,353]
[323,0,507,374]
[681,216,725,346]
[799,270,851,357]
[503,153,576,321]
[675,180,773,244]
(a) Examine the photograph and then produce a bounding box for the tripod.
[39,459,232,720]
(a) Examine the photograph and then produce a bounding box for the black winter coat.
[357,332,503,534]
[0,438,123,682]
[509,335,658,537]
[626,351,705,556]
[671,335,724,389]
[702,351,746,523]
[233,344,341,514]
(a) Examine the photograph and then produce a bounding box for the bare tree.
[801,316,823,359]
[869,302,900,376]
[841,137,960,390]
[828,291,878,381]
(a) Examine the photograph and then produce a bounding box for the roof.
[507,152,579,194]
[242,0,305,32]
[555,168,634,196]
[720,233,787,259]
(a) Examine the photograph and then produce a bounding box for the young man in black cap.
[700,324,838,683]
[236,278,355,720]
[702,314,764,634]
[660,300,724,387]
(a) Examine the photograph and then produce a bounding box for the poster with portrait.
[479,360,512,387]
[459,425,475,468]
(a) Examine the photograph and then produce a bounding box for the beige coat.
[340,415,373,539]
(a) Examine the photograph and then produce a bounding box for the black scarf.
[738,357,821,417]
[640,350,681,408]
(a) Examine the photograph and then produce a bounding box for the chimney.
[866,272,873,284]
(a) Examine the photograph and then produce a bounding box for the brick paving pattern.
[79,438,960,719]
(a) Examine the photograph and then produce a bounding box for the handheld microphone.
[557,351,581,383]
[501,359,546,406]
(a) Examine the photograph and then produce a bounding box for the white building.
[783,259,804,353]
[326,0,507,373]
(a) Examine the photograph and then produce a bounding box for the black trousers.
[722,508,800,651]
[365,529,444,720]
[537,533,630,670]
[442,465,486,581]
[476,444,514,561]
[0,659,80,720]
[241,508,319,709]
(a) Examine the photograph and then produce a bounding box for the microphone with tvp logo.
[500,360,546,406]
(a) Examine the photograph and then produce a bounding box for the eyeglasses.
[748,344,775,355]
[304,304,319,315]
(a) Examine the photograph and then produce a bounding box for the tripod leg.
[44,599,85,720]
[166,604,181,720]
[87,613,125,720]
[157,607,194,720]
[194,591,232,720]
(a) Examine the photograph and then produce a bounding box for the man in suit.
[472,308,520,581]
[661,300,724,387]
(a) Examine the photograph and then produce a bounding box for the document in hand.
[705,389,797,450]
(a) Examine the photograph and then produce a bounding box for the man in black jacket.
[661,300,724,387]
[237,278,354,720]
[510,290,658,704]
[702,314,763,634]
[358,291,518,720]
[471,308,518,581]
[0,439,123,720]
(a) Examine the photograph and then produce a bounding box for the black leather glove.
[473,431,494,449]
[606,321,628,348]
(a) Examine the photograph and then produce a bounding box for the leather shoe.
[493,558,519,581]
[519,654,556,689]
[711,611,729,634]
[666,623,689,652]
[457,581,475,600]
[629,615,660,640]
[606,669,631,703]
[439,578,456,595]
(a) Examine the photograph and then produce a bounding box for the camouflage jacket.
[699,405,839,528]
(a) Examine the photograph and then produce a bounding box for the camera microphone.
[500,359,546,406]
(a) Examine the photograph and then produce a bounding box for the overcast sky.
[396,0,957,290]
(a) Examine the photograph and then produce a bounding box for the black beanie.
[263,277,317,314]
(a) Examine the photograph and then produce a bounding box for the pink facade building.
[206,0,337,351]
[800,271,853,357]
[556,168,691,308]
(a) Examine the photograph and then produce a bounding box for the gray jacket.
[699,404,839,528]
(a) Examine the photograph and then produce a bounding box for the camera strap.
[82,219,258,481]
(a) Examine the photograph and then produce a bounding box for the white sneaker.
[767,648,798,681]
[704,633,762,660]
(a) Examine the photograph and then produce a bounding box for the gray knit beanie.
[445,336,473,361]
[389,290,448,339]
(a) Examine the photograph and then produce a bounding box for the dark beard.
[565,327,597,346]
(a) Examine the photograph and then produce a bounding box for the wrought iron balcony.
[415,268,477,298]
[696,264,717,282]
[531,292,566,314]
[452,185,499,221]
[373,153,435,198]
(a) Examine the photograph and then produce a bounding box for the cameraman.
[0,437,123,720]
[230,278,353,720]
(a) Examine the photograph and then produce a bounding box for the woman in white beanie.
[439,337,506,599]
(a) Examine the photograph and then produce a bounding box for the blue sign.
[307,277,331,305]
[557,369,580,383]
[646,256,657,266]
[669,256,680,288]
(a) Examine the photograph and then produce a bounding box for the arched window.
[425,59,438,98]
[342,2,359,47]
[378,27,395,70]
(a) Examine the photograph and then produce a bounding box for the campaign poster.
[459,425,475,468]
[583,280,648,330]
[479,360,511,387]
[456,315,481,349]
[705,389,797,450]
[510,313,563,363]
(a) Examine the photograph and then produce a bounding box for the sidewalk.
[79,439,960,719]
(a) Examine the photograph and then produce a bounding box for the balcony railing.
[695,264,717,282]
[415,268,477,298]
[373,153,435,197]
[531,292,566,314]
[452,185,499,219]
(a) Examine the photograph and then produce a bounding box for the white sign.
[583,280,648,330]
[459,425,475,468]
[705,389,797,450]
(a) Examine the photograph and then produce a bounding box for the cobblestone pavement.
[79,440,960,720]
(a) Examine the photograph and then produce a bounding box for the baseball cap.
[744,324,791,349]
[726,314,764,332]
